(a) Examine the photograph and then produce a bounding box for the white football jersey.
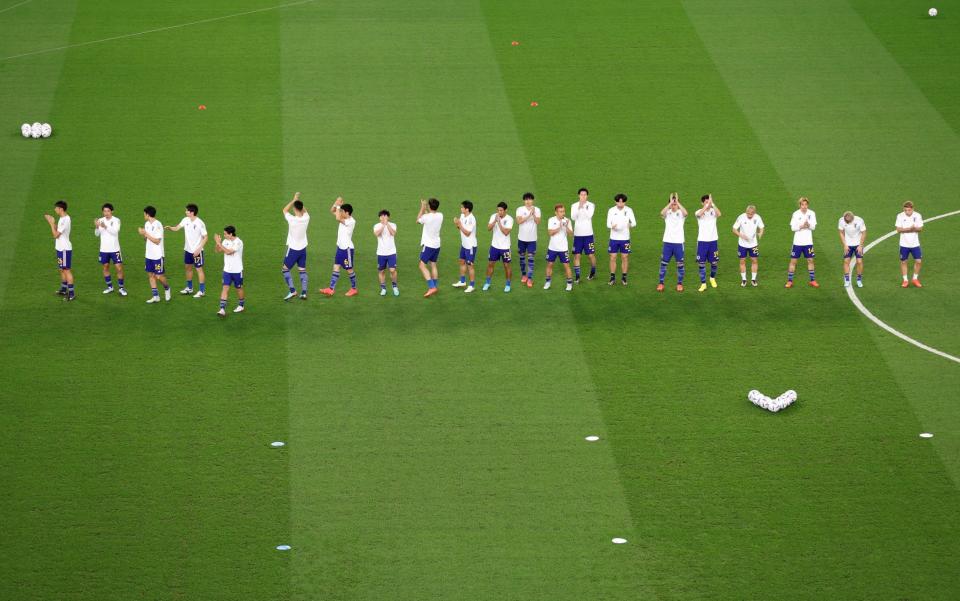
[838,216,866,246]
[178,217,208,252]
[418,212,443,248]
[516,205,541,242]
[547,216,572,252]
[285,212,310,250]
[733,213,765,248]
[374,222,397,256]
[144,220,164,260]
[337,216,356,250]
[696,208,718,242]
[55,215,72,251]
[790,209,817,246]
[459,213,478,248]
[95,216,121,253]
[489,213,514,250]
[607,206,636,241]
[570,201,595,236]
[895,211,923,248]
[662,209,686,244]
[222,237,243,273]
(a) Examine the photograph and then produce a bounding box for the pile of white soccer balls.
[748,389,797,413]
[21,122,53,139]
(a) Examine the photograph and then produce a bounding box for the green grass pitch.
[2,1,960,599]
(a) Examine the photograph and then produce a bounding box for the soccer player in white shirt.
[544,204,574,291]
[838,211,867,288]
[452,200,478,292]
[657,193,687,292]
[483,201,514,292]
[374,209,399,296]
[570,187,597,282]
[165,203,208,297]
[215,225,245,316]
[516,192,541,288]
[607,193,636,286]
[416,198,443,297]
[786,197,819,288]
[319,197,358,297]
[895,200,924,288]
[44,200,75,301]
[282,192,310,301]
[732,205,765,287]
[94,202,126,296]
[695,194,721,292]
[138,205,171,303]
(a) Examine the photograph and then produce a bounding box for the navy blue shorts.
[696,240,718,263]
[378,254,397,270]
[899,246,922,261]
[334,247,353,269]
[791,244,815,259]
[518,240,537,255]
[488,247,511,263]
[419,246,440,263]
[608,240,631,255]
[661,242,684,262]
[844,245,863,259]
[284,247,307,269]
[737,245,759,259]
[145,258,165,275]
[57,250,72,270]
[222,271,243,288]
[184,250,204,267]
[573,235,595,255]
[99,251,122,265]
[547,249,570,264]
[459,246,477,265]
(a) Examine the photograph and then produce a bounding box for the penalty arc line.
[0,0,316,61]
[846,209,960,365]
[0,0,34,15]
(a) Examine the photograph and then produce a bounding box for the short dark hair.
[293,200,304,211]
[461,200,473,212]
[497,201,508,210]
[101,202,114,211]
[186,203,199,215]
[54,200,68,211]
[554,203,564,210]
[379,209,390,217]
[144,206,157,218]
[614,193,628,203]
[578,187,589,195]
[224,225,236,236]
[903,201,914,209]
[341,203,353,215]
[522,192,535,201]
[428,198,440,211]
[701,195,710,203]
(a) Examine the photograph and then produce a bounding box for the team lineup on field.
[44,190,927,315]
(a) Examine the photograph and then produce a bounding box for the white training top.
[95,216,121,253]
[222,237,244,273]
[285,212,310,250]
[489,213,514,250]
[895,211,923,248]
[662,209,686,244]
[790,209,817,246]
[838,216,866,246]
[516,205,541,242]
[337,216,356,250]
[570,201,595,236]
[374,222,397,256]
[418,212,443,248]
[459,213,478,248]
[178,217,208,253]
[55,215,72,251]
[547,216,572,252]
[607,206,636,241]
[696,208,718,242]
[144,220,164,259]
[733,213,765,248]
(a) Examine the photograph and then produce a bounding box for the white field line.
[846,209,960,365]
[0,0,34,16]
[0,0,315,61]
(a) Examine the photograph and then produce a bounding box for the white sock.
[741,271,747,281]
[751,271,757,281]
[903,274,909,281]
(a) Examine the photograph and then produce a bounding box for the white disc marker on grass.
[270,441,286,448]
[276,545,291,551]
[611,537,628,544]
[585,435,600,442]
[920,433,934,439]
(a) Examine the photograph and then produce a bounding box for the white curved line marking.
[846,209,960,365]
[0,0,34,15]
[0,0,315,61]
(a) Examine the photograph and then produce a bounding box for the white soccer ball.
[30,122,42,138]
[20,123,31,138]
[929,8,938,17]
[40,123,52,138]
